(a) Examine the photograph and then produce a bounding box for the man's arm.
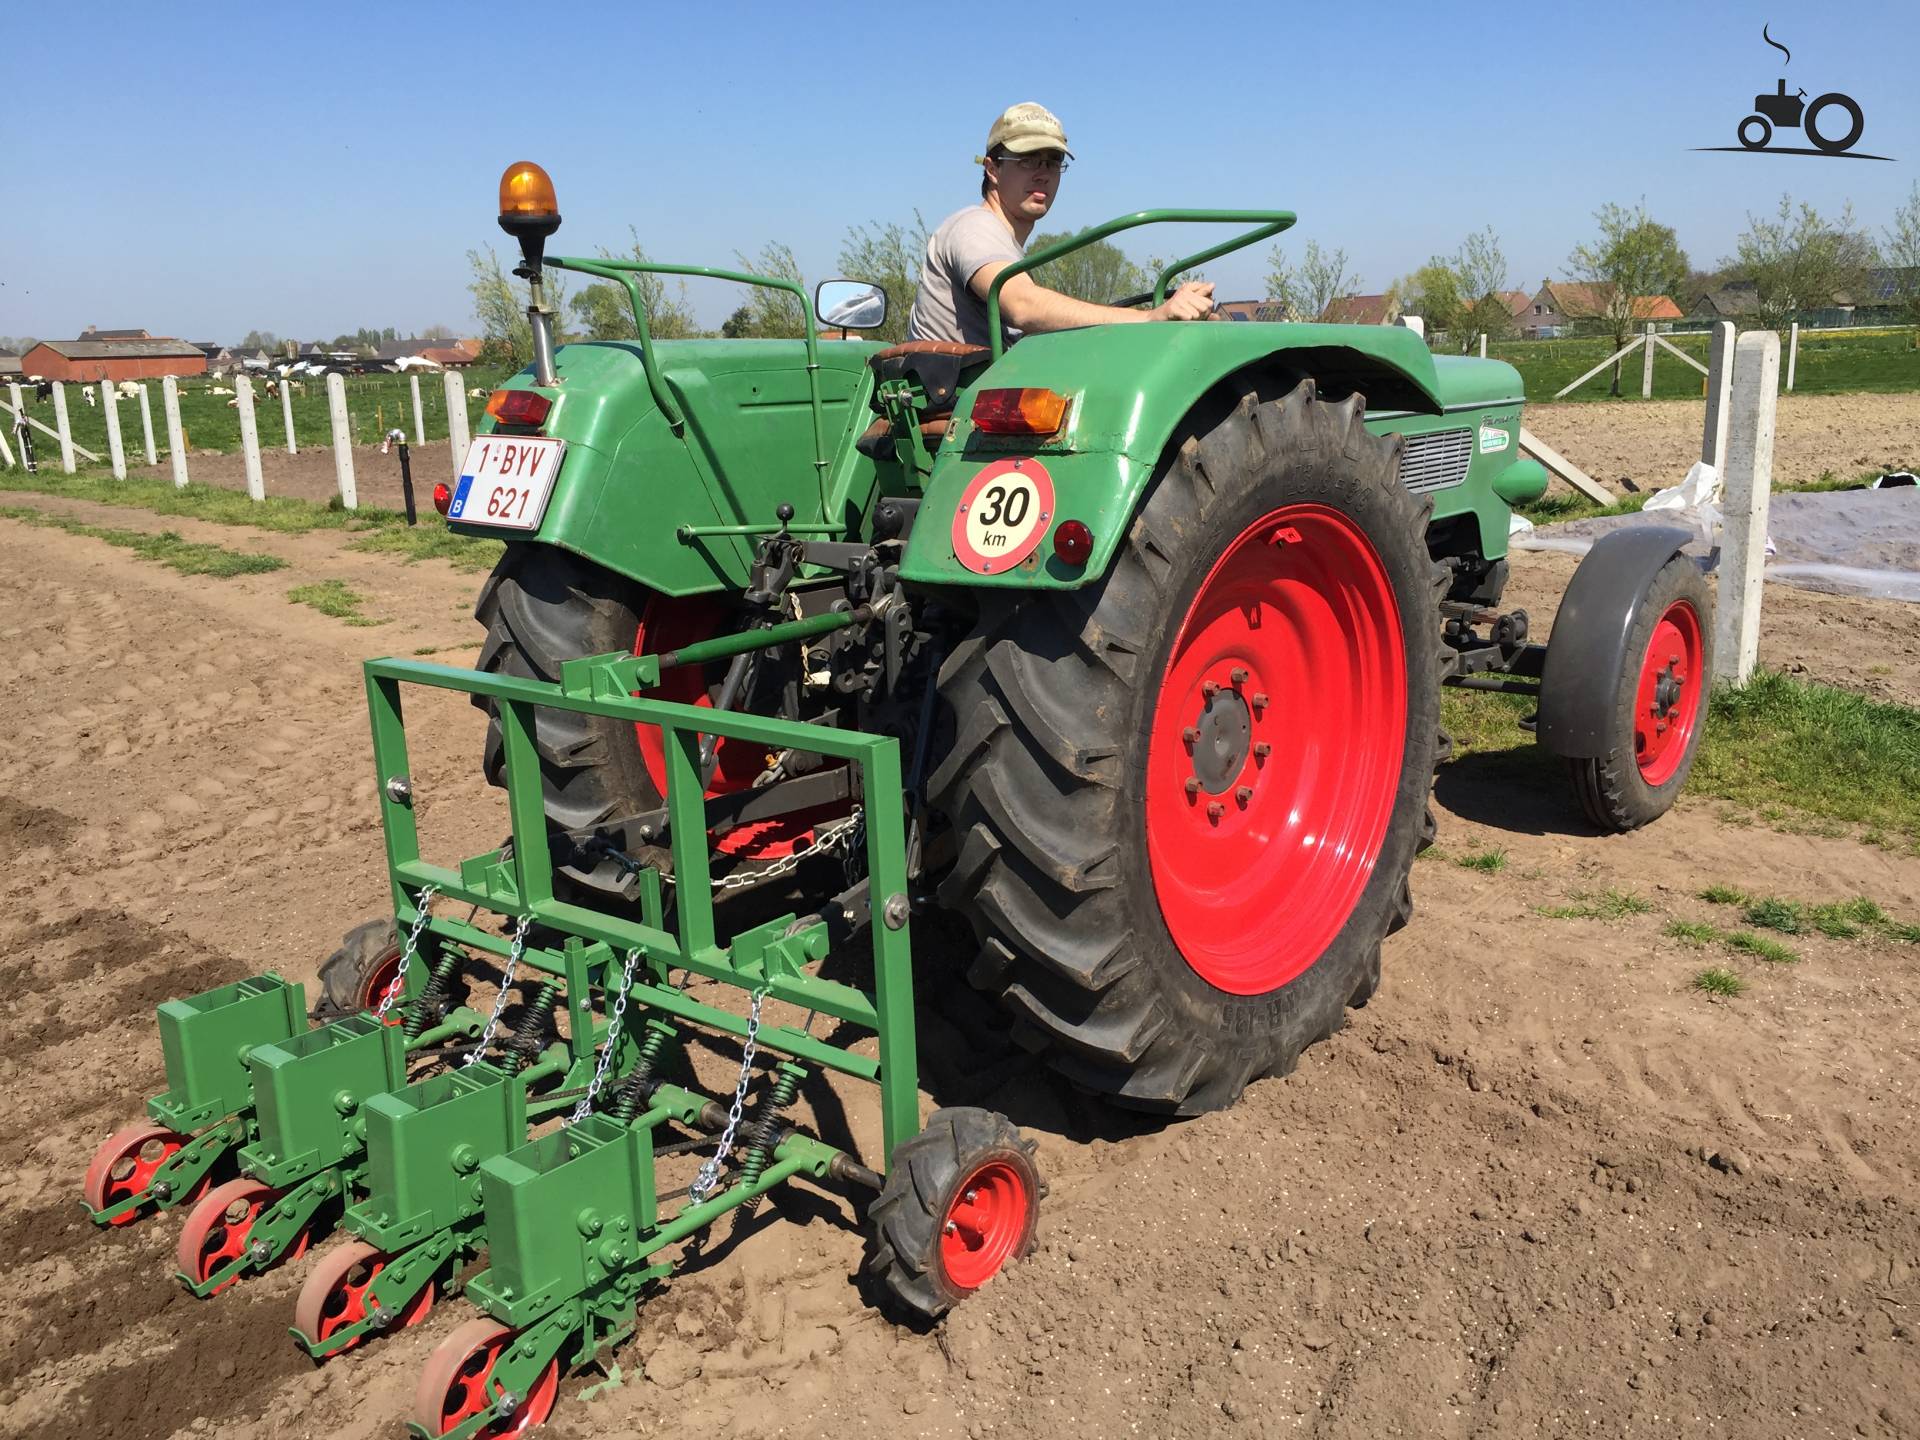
[970,262,1215,334]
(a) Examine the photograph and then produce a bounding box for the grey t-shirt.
[908,205,1025,348]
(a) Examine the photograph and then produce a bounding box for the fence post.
[51,383,76,473]
[235,375,266,501]
[1478,332,1487,358]
[162,377,189,488]
[444,371,471,483]
[99,383,128,479]
[1785,321,1799,392]
[1640,322,1656,399]
[1701,322,1734,471]
[7,382,23,465]
[280,377,297,455]
[326,372,357,509]
[136,384,158,465]
[410,374,427,446]
[1713,331,1780,686]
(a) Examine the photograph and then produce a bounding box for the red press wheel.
[84,1121,192,1224]
[293,1238,436,1356]
[175,1177,308,1295]
[413,1318,559,1439]
[939,1158,1035,1291]
[1633,599,1704,786]
[1145,503,1407,995]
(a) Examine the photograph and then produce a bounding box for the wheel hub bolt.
[496,1393,519,1418]
[1185,777,1201,795]
[964,1188,978,1203]
[248,1240,272,1265]
[1235,786,1253,804]
[1202,680,1220,698]
[1251,693,1269,709]
[152,1180,172,1200]
[1230,667,1249,684]
[943,1221,957,1236]
[1206,801,1225,820]
[1182,727,1199,745]
[1253,742,1271,759]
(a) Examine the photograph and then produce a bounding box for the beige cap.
[980,102,1073,160]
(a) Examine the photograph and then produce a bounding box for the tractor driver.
[907,102,1215,349]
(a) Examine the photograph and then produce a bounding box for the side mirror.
[815,280,889,331]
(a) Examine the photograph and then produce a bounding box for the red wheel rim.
[414,1319,559,1439]
[361,948,405,1021]
[939,1159,1032,1291]
[84,1121,187,1224]
[1145,504,1407,995]
[294,1239,435,1355]
[175,1178,308,1295]
[1633,600,1704,786]
[630,595,846,860]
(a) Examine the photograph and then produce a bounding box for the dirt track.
[2,447,1919,1439]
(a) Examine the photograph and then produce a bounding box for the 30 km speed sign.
[951,458,1056,575]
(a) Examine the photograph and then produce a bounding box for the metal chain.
[373,885,440,1021]
[688,985,769,1203]
[662,808,865,893]
[565,948,642,1125]
[462,918,528,1067]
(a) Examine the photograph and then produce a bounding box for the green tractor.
[82,161,1710,1436]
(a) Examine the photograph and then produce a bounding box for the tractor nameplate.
[951,459,1055,575]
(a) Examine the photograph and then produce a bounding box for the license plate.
[448,436,567,530]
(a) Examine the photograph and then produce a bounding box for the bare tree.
[721,244,808,339]
[838,217,929,343]
[1029,233,1148,309]
[1882,182,1920,332]
[1567,201,1691,394]
[468,246,570,367]
[568,229,700,342]
[1726,194,1877,331]
[1265,241,1356,321]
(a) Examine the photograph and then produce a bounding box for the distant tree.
[1726,194,1877,331]
[724,243,807,338]
[468,245,570,367]
[1028,232,1148,308]
[567,229,700,343]
[1881,182,1920,332]
[419,323,456,341]
[1567,201,1691,394]
[239,329,277,352]
[836,217,928,343]
[1393,228,1510,349]
[1265,240,1356,321]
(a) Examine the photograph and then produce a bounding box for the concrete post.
[1713,331,1780,686]
[280,377,297,455]
[1640,323,1656,399]
[1478,333,1487,358]
[1786,321,1799,391]
[326,372,357,509]
[100,383,128,479]
[410,374,427,446]
[51,383,76,473]
[1701,322,1734,471]
[136,384,157,465]
[162,377,189,487]
[444,371,471,483]
[235,375,266,501]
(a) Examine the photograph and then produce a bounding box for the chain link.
[661,807,865,893]
[462,918,528,1067]
[565,947,641,1125]
[688,986,769,1203]
[373,885,440,1021]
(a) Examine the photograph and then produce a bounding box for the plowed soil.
[2,423,1918,1440]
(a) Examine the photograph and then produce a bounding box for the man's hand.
[1152,281,1216,322]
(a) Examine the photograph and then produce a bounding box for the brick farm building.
[22,334,208,383]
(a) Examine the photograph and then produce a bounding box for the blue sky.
[7,0,1916,343]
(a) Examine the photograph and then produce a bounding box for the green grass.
[1490,326,1920,404]
[1517,468,1886,525]
[1453,847,1508,873]
[1692,967,1746,998]
[1664,919,1723,946]
[0,505,285,578]
[288,579,387,626]
[1537,888,1654,921]
[0,470,503,571]
[1698,884,1749,906]
[1724,930,1800,965]
[1696,888,1919,943]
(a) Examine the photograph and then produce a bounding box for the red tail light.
[971,387,1069,435]
[432,482,452,516]
[1052,519,1093,566]
[486,389,552,427]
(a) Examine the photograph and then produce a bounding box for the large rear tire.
[930,379,1444,1114]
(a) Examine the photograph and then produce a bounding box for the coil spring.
[610,1020,676,1122]
[403,948,463,1041]
[507,980,561,1067]
[737,1063,804,1219]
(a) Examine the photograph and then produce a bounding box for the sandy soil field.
[3,397,1919,1440]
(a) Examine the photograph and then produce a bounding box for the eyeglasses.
[994,151,1069,174]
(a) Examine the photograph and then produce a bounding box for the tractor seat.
[869,341,992,419]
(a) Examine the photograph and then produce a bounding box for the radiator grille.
[1395,428,1474,493]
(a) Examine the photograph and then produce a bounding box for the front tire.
[931,380,1444,1114]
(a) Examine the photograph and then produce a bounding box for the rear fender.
[1536,526,1693,758]
[898,322,1456,591]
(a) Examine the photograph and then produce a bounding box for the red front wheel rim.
[940,1159,1032,1291]
[1633,600,1704,786]
[295,1240,435,1354]
[1145,504,1407,995]
[361,950,404,1020]
[417,1320,559,1439]
[84,1122,185,1223]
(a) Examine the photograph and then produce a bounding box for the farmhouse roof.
[1539,282,1681,321]
[1496,289,1533,318]
[1321,293,1398,325]
[1860,266,1920,303]
[34,338,207,360]
[1691,284,1759,317]
[0,355,21,376]
[79,327,152,340]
